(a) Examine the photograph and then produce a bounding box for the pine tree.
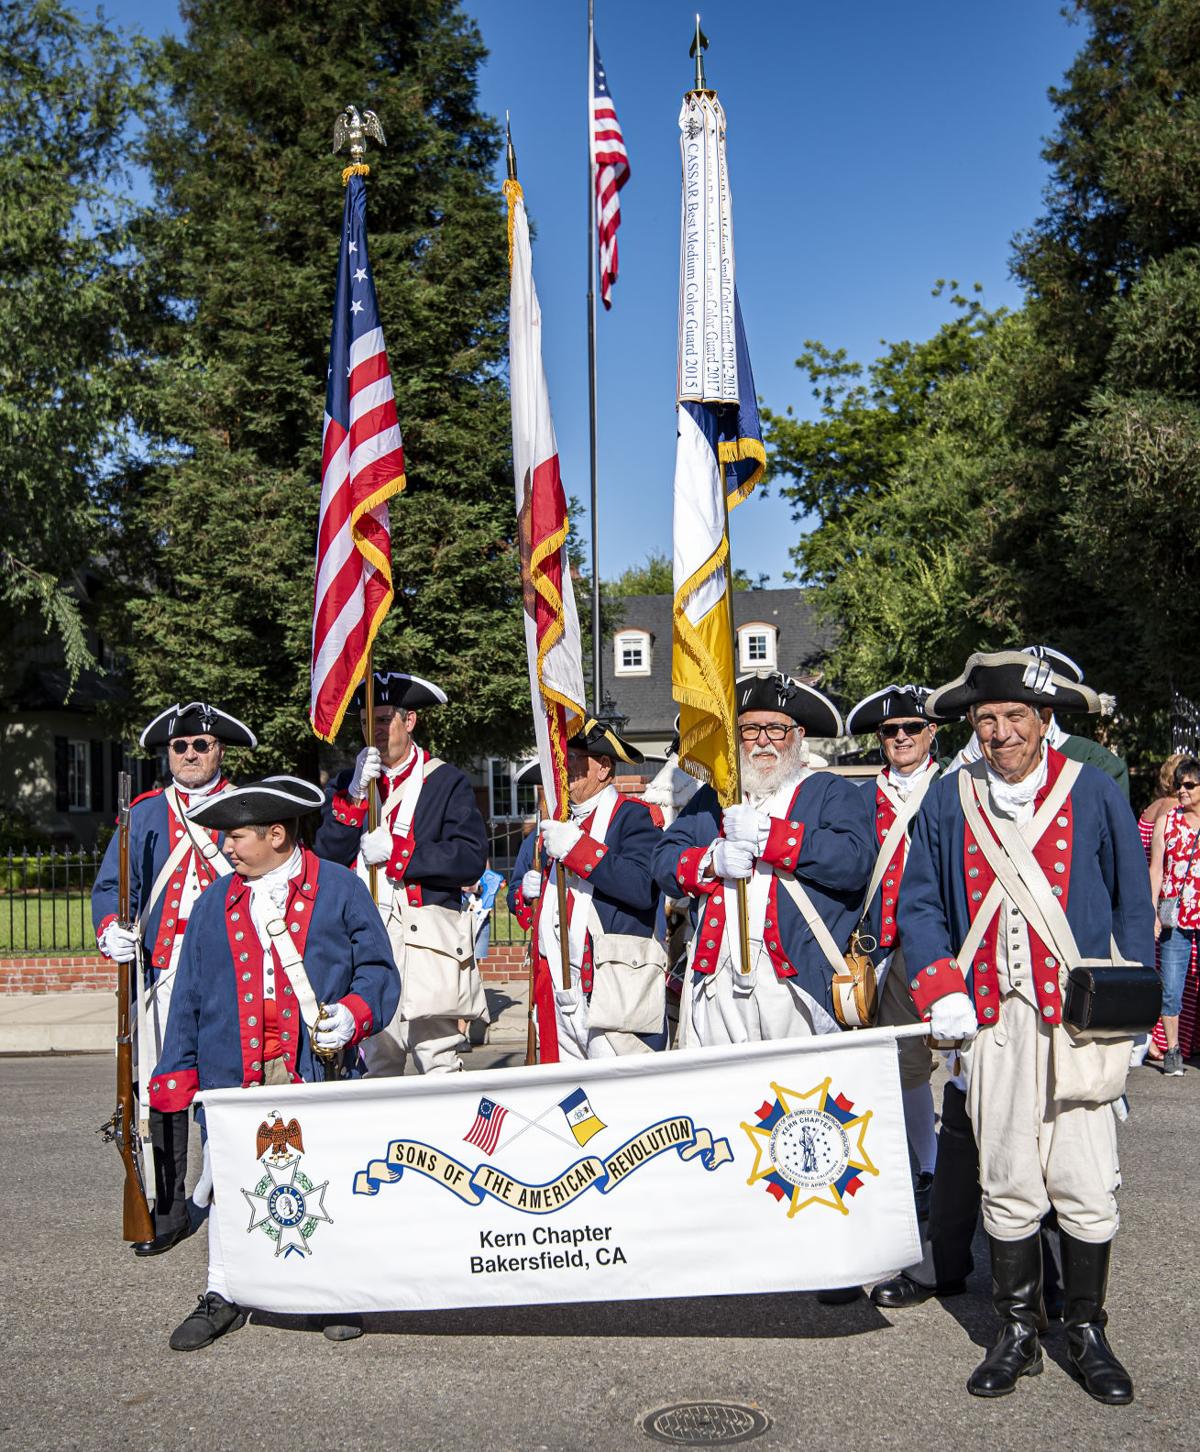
[114,0,527,772]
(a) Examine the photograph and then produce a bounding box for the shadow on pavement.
[251,1289,896,1341]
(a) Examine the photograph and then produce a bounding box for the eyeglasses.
[738,723,796,743]
[1179,782,1200,792]
[879,720,928,740]
[170,738,216,755]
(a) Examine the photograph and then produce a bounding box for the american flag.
[463,1096,509,1156]
[310,175,406,742]
[591,39,629,310]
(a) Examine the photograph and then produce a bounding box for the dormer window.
[614,629,651,676]
[738,623,777,671]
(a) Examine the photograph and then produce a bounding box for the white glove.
[722,803,770,852]
[192,1140,213,1208]
[928,991,979,1042]
[539,818,583,861]
[314,1001,355,1050]
[521,869,543,900]
[710,837,755,880]
[349,745,382,801]
[99,922,139,963]
[360,823,393,866]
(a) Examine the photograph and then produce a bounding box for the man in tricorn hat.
[511,719,667,1059]
[92,700,256,1257]
[653,672,875,1048]
[845,684,943,1222]
[951,645,1130,799]
[900,650,1153,1403]
[313,671,488,1075]
[151,775,399,1351]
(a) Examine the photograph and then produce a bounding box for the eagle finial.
[332,105,387,169]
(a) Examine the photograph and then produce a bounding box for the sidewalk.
[0,977,532,1055]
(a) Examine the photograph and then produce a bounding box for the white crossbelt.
[954,760,1082,971]
[539,787,620,972]
[861,762,938,916]
[358,753,442,916]
[262,912,324,1037]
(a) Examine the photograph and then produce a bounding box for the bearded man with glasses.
[653,672,874,1050]
[92,701,256,1256]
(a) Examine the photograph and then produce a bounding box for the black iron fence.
[0,842,529,955]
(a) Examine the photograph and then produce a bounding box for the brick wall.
[0,948,531,994]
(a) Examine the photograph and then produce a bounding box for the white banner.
[200,1027,922,1314]
[677,91,737,405]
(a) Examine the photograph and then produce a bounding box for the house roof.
[603,589,832,737]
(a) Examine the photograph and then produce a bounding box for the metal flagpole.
[363,646,379,903]
[587,0,602,711]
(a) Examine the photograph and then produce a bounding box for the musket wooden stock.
[109,772,154,1243]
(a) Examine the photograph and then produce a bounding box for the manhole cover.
[641,1401,770,1446]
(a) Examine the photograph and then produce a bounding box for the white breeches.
[549,983,655,1060]
[688,962,837,1046]
[962,990,1120,1244]
[361,1014,463,1076]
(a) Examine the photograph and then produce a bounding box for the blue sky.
[100,1,1082,586]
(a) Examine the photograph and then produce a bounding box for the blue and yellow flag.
[559,1088,606,1146]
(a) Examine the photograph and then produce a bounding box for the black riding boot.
[1059,1234,1133,1405]
[967,1232,1044,1397]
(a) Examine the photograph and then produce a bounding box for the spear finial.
[506,109,518,182]
[689,14,710,92]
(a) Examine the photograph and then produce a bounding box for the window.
[738,623,777,671]
[489,758,514,819]
[66,740,90,812]
[614,629,651,676]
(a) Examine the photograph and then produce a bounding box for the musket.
[99,772,155,1243]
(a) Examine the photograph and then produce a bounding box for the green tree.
[112,0,526,772]
[0,1,146,681]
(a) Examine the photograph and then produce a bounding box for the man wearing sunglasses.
[845,687,942,1216]
[654,671,874,1052]
[92,701,257,1256]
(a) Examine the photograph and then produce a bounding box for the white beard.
[740,739,808,802]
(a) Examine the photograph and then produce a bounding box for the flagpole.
[363,646,379,903]
[586,0,602,711]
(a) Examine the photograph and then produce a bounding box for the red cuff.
[676,846,721,897]
[340,992,375,1045]
[386,833,416,882]
[908,957,968,1018]
[563,831,608,879]
[149,1066,199,1113]
[330,791,368,828]
[96,913,116,948]
[760,816,806,871]
[513,890,535,932]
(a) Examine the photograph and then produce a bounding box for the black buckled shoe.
[133,1222,189,1258]
[169,1292,245,1352]
[871,1272,966,1308]
[967,1233,1044,1397]
[1060,1234,1133,1405]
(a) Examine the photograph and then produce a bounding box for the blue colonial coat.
[313,751,487,911]
[91,781,231,979]
[510,793,664,1061]
[856,759,942,965]
[898,748,1154,1026]
[149,848,399,1117]
[653,771,876,1016]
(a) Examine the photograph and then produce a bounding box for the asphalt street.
[1,1052,1195,1452]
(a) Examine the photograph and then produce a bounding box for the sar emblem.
[242,1110,332,1258]
[741,1077,877,1217]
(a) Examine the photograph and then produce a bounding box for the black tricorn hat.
[140,702,257,750]
[516,757,541,787]
[1020,643,1085,684]
[185,776,325,831]
[568,718,644,764]
[735,671,843,737]
[351,672,447,712]
[845,684,941,735]
[926,650,1100,720]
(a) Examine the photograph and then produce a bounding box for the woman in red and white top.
[1149,756,1200,1077]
